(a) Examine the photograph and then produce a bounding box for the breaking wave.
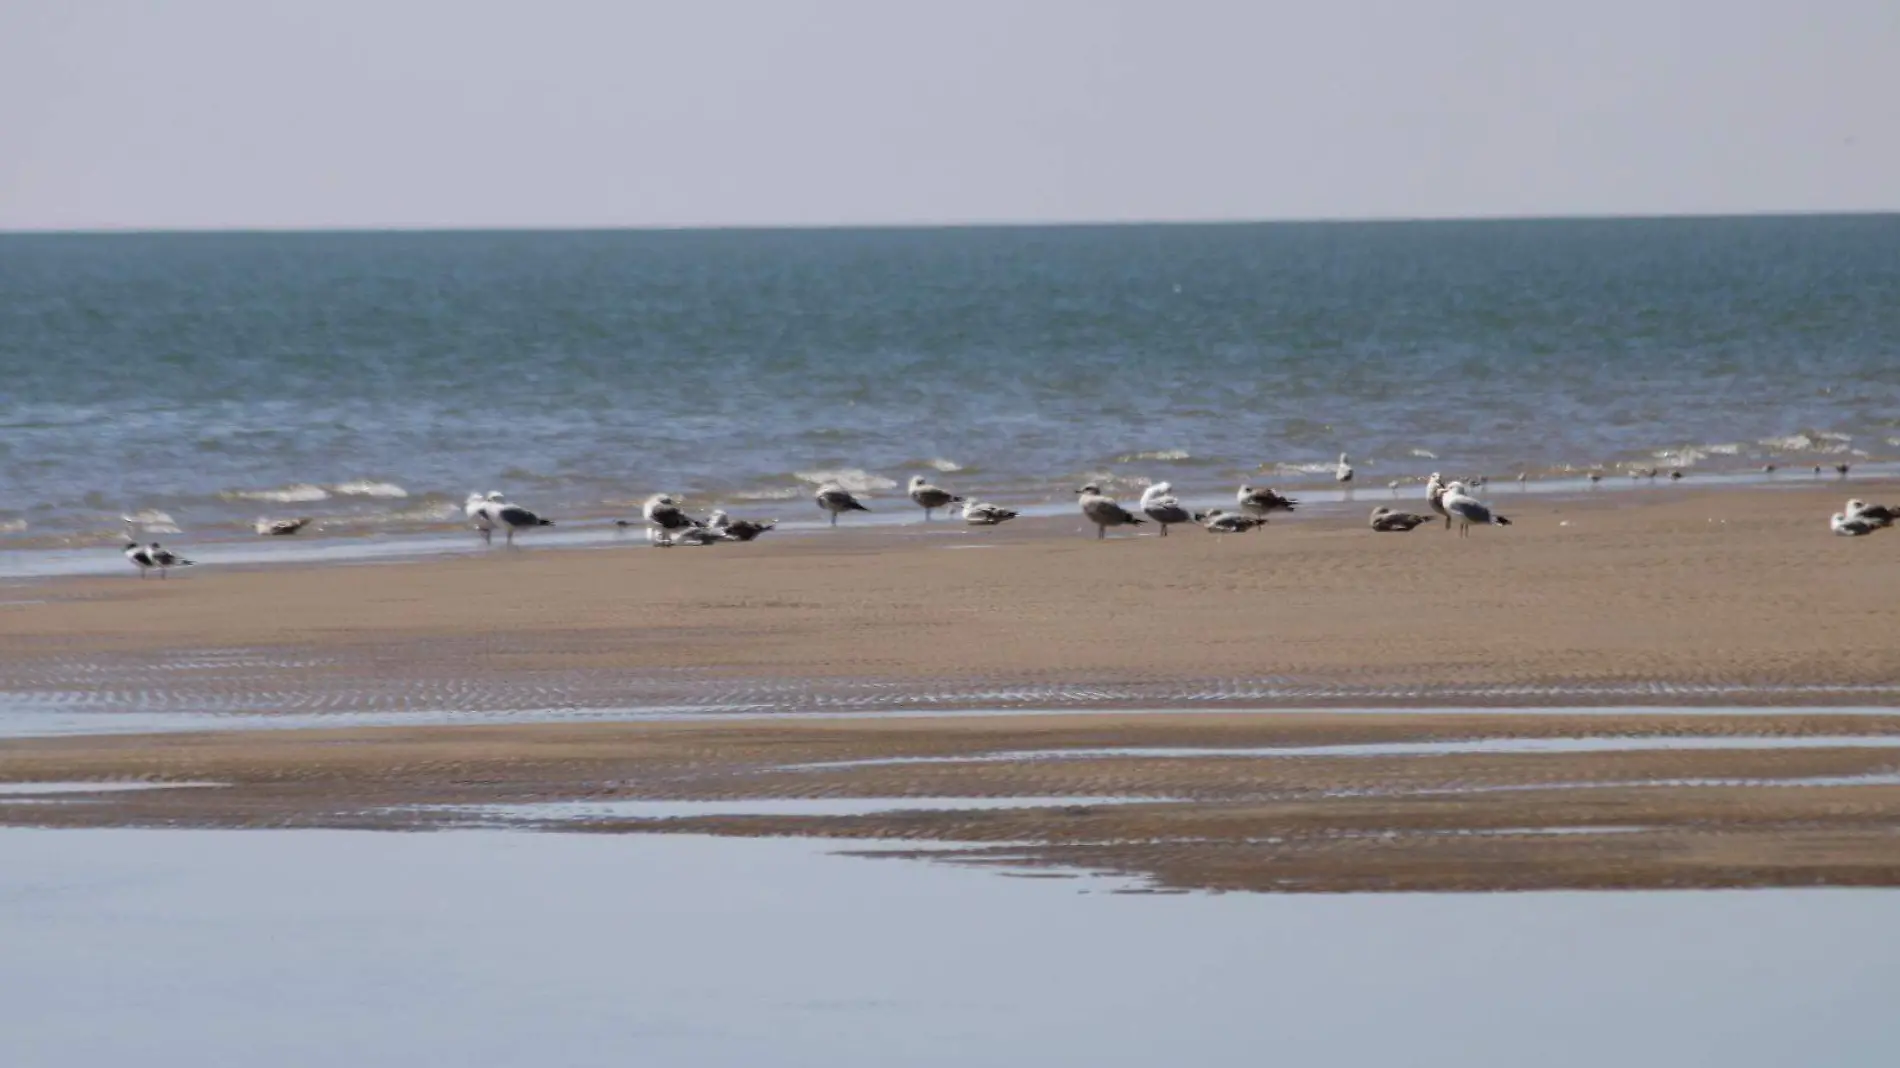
[794,469,897,494]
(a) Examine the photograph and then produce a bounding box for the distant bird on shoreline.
[961,500,1018,526]
[254,517,310,536]
[1369,506,1432,532]
[126,541,194,578]
[123,542,155,577]
[1441,481,1512,538]
[1076,483,1144,539]
[1139,482,1193,536]
[1836,463,1852,479]
[709,509,776,541]
[815,482,871,527]
[907,476,964,521]
[1236,484,1298,517]
[1196,508,1266,534]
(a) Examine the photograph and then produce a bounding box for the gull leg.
[1096,525,1105,540]
[1159,524,1168,537]
[829,512,838,528]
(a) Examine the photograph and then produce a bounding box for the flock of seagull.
[117,451,1891,575]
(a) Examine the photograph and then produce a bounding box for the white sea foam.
[223,484,331,504]
[732,486,803,501]
[795,469,896,494]
[0,519,25,534]
[120,509,182,534]
[331,480,409,499]
[1760,433,1852,455]
[923,458,965,473]
[1115,449,1193,463]
[1272,462,1338,476]
[1409,448,1439,460]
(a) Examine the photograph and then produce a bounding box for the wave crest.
[795,469,896,494]
[331,480,409,499]
[222,484,330,504]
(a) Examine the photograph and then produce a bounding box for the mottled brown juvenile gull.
[907,476,965,521]
[1369,506,1432,532]
[961,500,1019,526]
[815,482,871,527]
[1195,508,1266,534]
[1236,484,1298,516]
[1075,483,1144,539]
[708,509,776,541]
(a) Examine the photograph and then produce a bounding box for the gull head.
[123,541,139,551]
[1847,499,1868,512]
[908,475,930,490]
[1076,483,1102,496]
[485,491,506,503]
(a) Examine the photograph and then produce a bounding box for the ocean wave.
[222,484,331,504]
[1759,433,1852,455]
[1113,449,1194,464]
[1409,448,1439,460]
[922,458,965,473]
[120,509,182,534]
[1269,461,1338,476]
[794,468,896,494]
[0,519,26,534]
[331,480,409,499]
[731,486,804,501]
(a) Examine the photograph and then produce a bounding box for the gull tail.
[536,518,555,527]
[1494,516,1513,527]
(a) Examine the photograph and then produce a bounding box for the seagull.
[708,509,776,541]
[1832,512,1882,537]
[643,494,703,534]
[1836,463,1852,479]
[1369,506,1433,532]
[1845,499,1900,528]
[1195,508,1266,534]
[814,482,871,527]
[1426,473,1452,530]
[1587,472,1602,486]
[1387,479,1402,496]
[254,517,311,536]
[1076,483,1144,539]
[1762,464,1778,475]
[123,542,156,578]
[1441,481,1513,538]
[907,476,964,521]
[961,500,1019,526]
[1139,482,1193,537]
[489,495,553,546]
[1236,484,1298,516]
[1335,453,1354,485]
[465,492,497,544]
[146,542,194,577]
[1669,470,1684,481]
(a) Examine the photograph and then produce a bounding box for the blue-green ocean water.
[3,216,1898,547]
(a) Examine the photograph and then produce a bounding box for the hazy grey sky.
[2,1,1895,230]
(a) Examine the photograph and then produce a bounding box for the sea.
[3,215,1898,557]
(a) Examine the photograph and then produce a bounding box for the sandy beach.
[4,482,1897,709]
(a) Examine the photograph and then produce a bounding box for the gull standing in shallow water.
[1441,481,1513,538]
[489,495,553,546]
[1832,512,1882,537]
[907,476,964,521]
[815,482,871,527]
[961,500,1018,526]
[1139,482,1193,536]
[1075,483,1144,539]
[123,542,156,578]
[1236,484,1298,517]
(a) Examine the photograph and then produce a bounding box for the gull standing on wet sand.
[1236,484,1299,517]
[1441,481,1513,538]
[1139,482,1193,536]
[815,482,871,527]
[1426,473,1452,529]
[1076,483,1144,539]
[488,494,554,546]
[644,493,703,535]
[961,500,1019,526]
[907,476,964,521]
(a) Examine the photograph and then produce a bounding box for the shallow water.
[5,218,1899,560]
[417,796,1165,822]
[4,828,1898,1066]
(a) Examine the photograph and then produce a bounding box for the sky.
[1,1,1895,230]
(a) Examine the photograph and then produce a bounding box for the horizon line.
[3,208,1897,238]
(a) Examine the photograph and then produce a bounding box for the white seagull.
[465,492,499,544]
[643,494,703,534]
[708,509,776,541]
[123,542,156,578]
[1426,472,1452,529]
[1832,512,1882,537]
[1236,484,1299,516]
[961,500,1019,526]
[907,475,965,521]
[1076,483,1144,539]
[1335,453,1354,485]
[1195,508,1266,534]
[815,482,871,527]
[1139,482,1193,537]
[1440,481,1513,538]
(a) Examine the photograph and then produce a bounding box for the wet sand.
[3,482,1897,711]
[7,710,1900,892]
